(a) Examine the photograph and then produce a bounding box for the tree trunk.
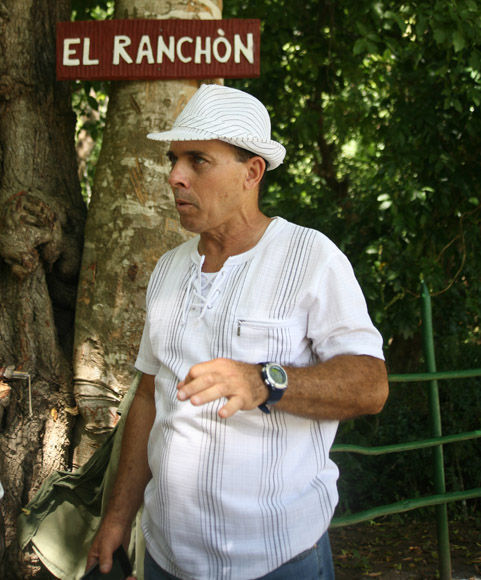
[0,0,86,577]
[72,0,223,466]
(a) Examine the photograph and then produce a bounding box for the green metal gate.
[330,282,481,579]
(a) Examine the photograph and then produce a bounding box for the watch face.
[268,364,287,388]
[260,363,288,411]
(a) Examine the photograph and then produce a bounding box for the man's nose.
[168,161,189,189]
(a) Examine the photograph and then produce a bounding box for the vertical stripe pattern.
[136,217,384,580]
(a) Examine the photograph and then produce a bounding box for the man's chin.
[178,216,202,234]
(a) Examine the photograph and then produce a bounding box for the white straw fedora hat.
[147,84,286,171]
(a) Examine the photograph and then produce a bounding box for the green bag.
[17,375,145,580]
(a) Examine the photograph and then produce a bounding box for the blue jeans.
[144,531,335,579]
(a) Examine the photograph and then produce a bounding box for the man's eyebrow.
[168,149,208,159]
[184,149,208,158]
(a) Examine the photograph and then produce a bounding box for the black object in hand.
[81,546,132,579]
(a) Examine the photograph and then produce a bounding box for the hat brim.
[147,127,285,171]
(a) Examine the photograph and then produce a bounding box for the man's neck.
[198,214,272,273]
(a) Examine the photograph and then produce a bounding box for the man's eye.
[193,156,206,165]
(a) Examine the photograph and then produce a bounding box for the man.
[87,84,388,579]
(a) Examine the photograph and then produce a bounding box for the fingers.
[218,395,245,419]
[85,536,102,571]
[86,542,114,575]
[85,521,131,575]
[178,373,224,405]
[177,360,225,402]
[177,359,266,417]
[181,382,246,419]
[177,360,236,406]
[98,548,115,575]
[85,554,98,573]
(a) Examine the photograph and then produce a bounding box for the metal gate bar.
[331,282,481,580]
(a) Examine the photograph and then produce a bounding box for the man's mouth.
[174,193,197,210]
[175,199,193,209]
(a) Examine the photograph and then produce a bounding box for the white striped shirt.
[135,217,384,579]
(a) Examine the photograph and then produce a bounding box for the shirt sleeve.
[307,250,385,362]
[134,258,164,376]
[135,313,161,375]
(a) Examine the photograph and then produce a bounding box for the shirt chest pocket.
[233,316,307,364]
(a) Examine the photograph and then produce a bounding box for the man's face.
[167,140,253,235]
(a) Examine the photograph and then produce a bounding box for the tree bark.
[72,0,223,466]
[0,0,86,577]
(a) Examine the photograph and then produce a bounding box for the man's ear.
[244,156,266,190]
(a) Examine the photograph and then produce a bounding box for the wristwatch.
[258,362,288,414]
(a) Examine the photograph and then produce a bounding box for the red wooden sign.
[56,19,260,81]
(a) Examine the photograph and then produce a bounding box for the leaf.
[452,30,466,52]
[433,27,446,44]
[87,95,99,111]
[353,38,368,56]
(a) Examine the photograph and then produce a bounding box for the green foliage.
[71,0,114,21]
[70,0,113,201]
[72,80,109,202]
[226,0,481,355]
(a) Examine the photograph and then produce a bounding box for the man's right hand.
[85,519,131,575]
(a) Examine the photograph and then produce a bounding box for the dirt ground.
[330,517,481,579]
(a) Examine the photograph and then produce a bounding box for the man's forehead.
[168,139,234,156]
